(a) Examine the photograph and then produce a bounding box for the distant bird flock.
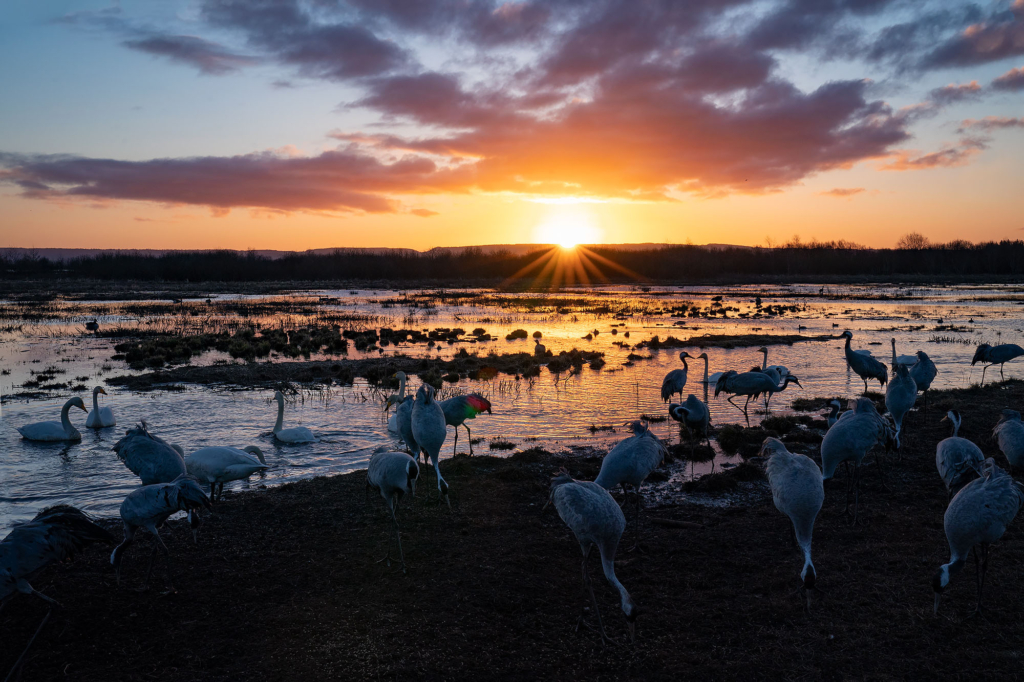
[4,330,1024,672]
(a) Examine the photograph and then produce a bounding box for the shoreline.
[4,381,1024,680]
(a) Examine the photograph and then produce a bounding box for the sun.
[534,206,601,249]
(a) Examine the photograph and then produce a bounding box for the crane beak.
[933,592,942,615]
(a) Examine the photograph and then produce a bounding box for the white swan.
[17,396,88,442]
[386,371,408,433]
[185,445,268,501]
[272,391,317,443]
[85,386,116,428]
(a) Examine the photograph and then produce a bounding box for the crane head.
[623,598,641,643]
[839,330,852,340]
[932,566,951,614]
[971,344,991,365]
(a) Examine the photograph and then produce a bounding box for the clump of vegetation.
[489,439,516,451]
[640,413,668,423]
[717,425,770,457]
[505,329,529,341]
[532,331,542,338]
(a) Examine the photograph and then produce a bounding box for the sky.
[1,0,1023,251]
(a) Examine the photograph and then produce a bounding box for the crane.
[935,410,983,499]
[668,394,711,452]
[933,459,1023,616]
[885,339,917,453]
[366,451,419,572]
[840,331,888,393]
[545,471,640,644]
[971,343,1024,385]
[594,421,666,549]
[110,475,211,590]
[661,351,692,402]
[439,394,492,455]
[821,398,889,525]
[761,438,823,610]
[714,371,801,424]
[411,385,450,509]
[993,409,1024,471]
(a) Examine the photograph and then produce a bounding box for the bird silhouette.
[271,391,318,443]
[85,386,116,429]
[935,411,983,500]
[439,394,492,455]
[661,351,692,402]
[933,459,1023,616]
[366,451,419,572]
[185,445,268,501]
[972,343,1024,385]
[110,476,211,590]
[668,395,711,452]
[17,396,88,442]
[993,409,1024,471]
[840,331,888,393]
[594,421,666,549]
[761,438,823,610]
[714,371,801,424]
[546,471,639,644]
[821,398,889,525]
[411,385,450,509]
[885,339,917,453]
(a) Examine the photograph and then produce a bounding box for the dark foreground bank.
[4,382,1024,681]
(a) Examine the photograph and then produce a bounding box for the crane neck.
[891,340,897,366]
[397,374,406,399]
[274,396,284,433]
[950,418,960,438]
[761,349,768,370]
[702,355,708,382]
[601,553,633,616]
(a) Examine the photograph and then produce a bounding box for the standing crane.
[1,505,114,681]
[761,438,824,610]
[935,410,984,499]
[395,396,419,460]
[993,409,1024,471]
[820,398,889,525]
[714,371,801,424]
[933,459,1023,616]
[972,343,1024,385]
[113,422,187,485]
[661,351,692,402]
[594,421,666,549]
[885,339,917,453]
[366,451,419,573]
[545,471,640,645]
[668,395,711,452]
[384,371,408,430]
[411,385,450,509]
[909,351,938,406]
[110,476,211,590]
[840,331,888,393]
[439,394,492,455]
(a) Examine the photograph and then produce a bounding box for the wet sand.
[4,381,1024,680]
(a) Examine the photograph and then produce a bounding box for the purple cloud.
[124,35,258,75]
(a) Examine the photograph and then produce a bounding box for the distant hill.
[0,243,755,262]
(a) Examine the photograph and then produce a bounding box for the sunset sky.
[1,0,1023,251]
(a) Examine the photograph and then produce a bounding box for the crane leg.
[726,395,744,415]
[850,464,861,527]
[143,539,159,588]
[628,486,645,553]
[981,365,988,386]
[3,608,51,682]
[154,532,175,592]
[742,396,751,426]
[391,504,405,574]
[577,546,610,645]
[465,425,473,455]
[1000,364,1005,381]
[972,543,990,618]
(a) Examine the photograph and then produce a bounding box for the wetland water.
[1,283,1022,533]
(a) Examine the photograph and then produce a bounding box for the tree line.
[3,240,1024,283]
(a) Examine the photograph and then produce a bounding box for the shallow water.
[2,283,1022,533]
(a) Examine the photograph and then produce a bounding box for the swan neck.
[274,397,284,432]
[60,400,74,433]
[92,390,100,411]
[702,357,708,382]
[761,349,768,370]
[398,374,406,398]
[891,340,897,366]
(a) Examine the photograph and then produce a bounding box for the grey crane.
[411,384,451,509]
[395,396,419,460]
[366,451,419,573]
[545,471,640,644]
[972,343,1024,385]
[110,475,211,590]
[761,438,824,610]
[826,399,842,428]
[661,351,692,402]
[714,370,802,424]
[594,421,666,548]
[933,459,1023,616]
[993,409,1024,471]
[821,397,888,525]
[840,331,888,393]
[668,394,711,451]
[534,338,546,356]
[1,505,114,681]
[935,410,984,499]
[438,393,492,455]
[112,422,187,485]
[909,350,938,406]
[885,339,917,453]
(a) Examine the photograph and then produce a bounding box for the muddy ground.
[4,381,1024,680]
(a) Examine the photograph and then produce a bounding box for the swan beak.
[78,404,88,412]
[99,388,107,395]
